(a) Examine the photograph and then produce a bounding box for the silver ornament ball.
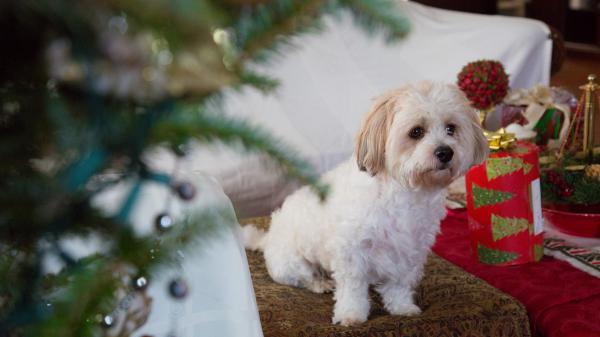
[155,212,173,232]
[133,276,148,290]
[101,314,116,328]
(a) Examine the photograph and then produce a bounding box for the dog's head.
[355,81,488,189]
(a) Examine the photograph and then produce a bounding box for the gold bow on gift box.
[478,110,517,151]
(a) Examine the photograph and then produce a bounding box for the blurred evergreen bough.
[0,0,409,336]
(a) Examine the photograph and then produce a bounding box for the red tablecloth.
[433,209,600,337]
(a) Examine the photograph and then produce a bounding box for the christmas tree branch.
[100,0,224,49]
[31,204,235,337]
[114,206,236,271]
[1,0,412,334]
[234,0,327,64]
[233,0,409,65]
[151,108,328,200]
[237,70,280,94]
[339,0,410,41]
[35,261,116,337]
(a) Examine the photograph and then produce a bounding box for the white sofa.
[150,1,553,217]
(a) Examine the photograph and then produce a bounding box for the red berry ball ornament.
[457,60,509,111]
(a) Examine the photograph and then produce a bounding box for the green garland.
[541,153,600,206]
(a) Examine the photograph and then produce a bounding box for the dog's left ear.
[355,92,396,175]
[469,111,489,166]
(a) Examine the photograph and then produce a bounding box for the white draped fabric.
[174,1,553,217]
[90,172,263,337]
[129,177,262,337]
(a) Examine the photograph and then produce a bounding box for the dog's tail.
[241,225,267,251]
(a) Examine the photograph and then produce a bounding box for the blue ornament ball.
[174,182,195,201]
[168,278,188,300]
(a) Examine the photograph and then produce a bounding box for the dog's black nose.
[435,146,454,163]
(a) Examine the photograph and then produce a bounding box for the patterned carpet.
[242,217,531,337]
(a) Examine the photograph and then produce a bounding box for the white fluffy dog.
[243,81,488,326]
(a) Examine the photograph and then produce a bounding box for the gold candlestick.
[557,74,600,163]
[581,74,599,161]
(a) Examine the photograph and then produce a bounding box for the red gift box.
[465,141,544,266]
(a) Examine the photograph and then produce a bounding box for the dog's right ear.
[355,92,396,176]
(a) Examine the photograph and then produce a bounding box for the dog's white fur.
[243,81,488,326]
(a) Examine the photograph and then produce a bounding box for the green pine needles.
[0,0,409,336]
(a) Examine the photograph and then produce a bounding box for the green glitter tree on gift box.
[0,1,409,336]
[478,243,519,264]
[472,184,513,208]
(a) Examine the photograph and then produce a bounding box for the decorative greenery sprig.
[541,151,600,206]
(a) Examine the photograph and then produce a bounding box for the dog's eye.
[446,124,456,136]
[408,127,424,139]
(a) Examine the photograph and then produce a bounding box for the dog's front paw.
[387,302,422,316]
[332,310,368,327]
